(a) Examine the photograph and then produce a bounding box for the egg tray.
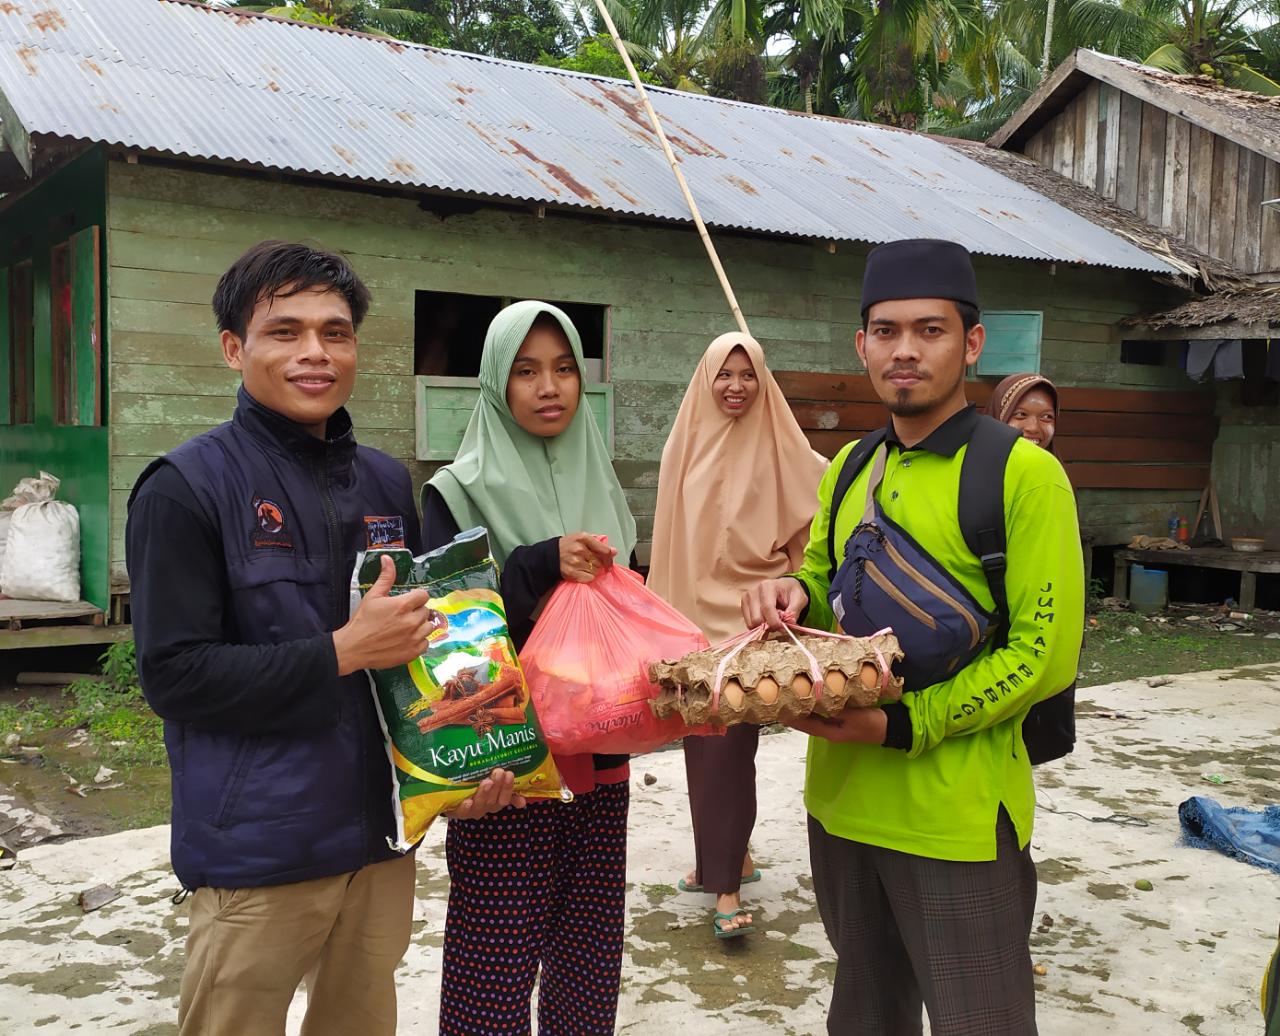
[648,631,904,727]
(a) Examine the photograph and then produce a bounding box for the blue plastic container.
[1130,564,1169,614]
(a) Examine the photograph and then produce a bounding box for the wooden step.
[0,598,105,632]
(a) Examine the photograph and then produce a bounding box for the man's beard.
[887,390,935,416]
[880,361,966,417]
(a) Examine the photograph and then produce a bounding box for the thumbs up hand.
[334,554,435,675]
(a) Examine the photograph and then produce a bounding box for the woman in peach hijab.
[648,332,828,939]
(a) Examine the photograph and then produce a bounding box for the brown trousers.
[684,723,760,894]
[178,852,416,1036]
[809,810,1038,1036]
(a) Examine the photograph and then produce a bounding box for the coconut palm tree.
[248,0,444,42]
[618,0,717,91]
[1064,0,1280,92]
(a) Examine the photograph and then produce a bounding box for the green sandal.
[678,869,762,894]
[713,908,756,939]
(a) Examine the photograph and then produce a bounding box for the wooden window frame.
[6,261,35,425]
[415,378,614,462]
[974,310,1044,377]
[0,265,9,425]
[49,226,103,427]
[413,294,612,461]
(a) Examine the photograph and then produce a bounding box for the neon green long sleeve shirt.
[792,411,1084,862]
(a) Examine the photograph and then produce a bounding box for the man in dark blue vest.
[127,241,519,1035]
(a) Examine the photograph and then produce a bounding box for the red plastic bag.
[520,563,717,755]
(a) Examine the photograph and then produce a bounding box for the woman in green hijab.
[422,299,638,1036]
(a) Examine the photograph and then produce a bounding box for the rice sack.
[353,529,565,849]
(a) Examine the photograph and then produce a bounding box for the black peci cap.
[860,239,979,316]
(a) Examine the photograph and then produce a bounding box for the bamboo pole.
[587,0,751,337]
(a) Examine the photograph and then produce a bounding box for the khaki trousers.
[178,853,416,1036]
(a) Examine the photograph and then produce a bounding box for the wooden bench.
[1112,547,1280,611]
[0,598,130,650]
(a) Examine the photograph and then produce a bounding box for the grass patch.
[1077,609,1280,688]
[1,641,164,768]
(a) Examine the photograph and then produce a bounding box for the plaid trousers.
[808,810,1038,1036]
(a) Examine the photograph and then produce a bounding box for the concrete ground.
[2,663,1278,1035]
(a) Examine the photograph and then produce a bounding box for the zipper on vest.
[314,446,371,863]
[315,450,345,629]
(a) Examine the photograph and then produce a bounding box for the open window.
[1120,339,1184,368]
[414,291,612,461]
[1,261,35,425]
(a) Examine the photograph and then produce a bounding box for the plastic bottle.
[1168,514,1179,539]
[1177,516,1189,542]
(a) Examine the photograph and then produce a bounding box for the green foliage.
[702,25,767,101]
[539,35,661,82]
[1,641,165,769]
[193,0,1280,132]
[1078,610,1280,687]
[0,696,58,741]
[465,0,577,62]
[63,642,165,767]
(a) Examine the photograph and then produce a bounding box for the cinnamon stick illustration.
[417,665,525,734]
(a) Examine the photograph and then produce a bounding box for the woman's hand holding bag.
[520,542,719,755]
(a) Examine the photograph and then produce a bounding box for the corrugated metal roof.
[0,0,1177,272]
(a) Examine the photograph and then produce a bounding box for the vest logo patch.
[365,515,406,549]
[251,496,293,550]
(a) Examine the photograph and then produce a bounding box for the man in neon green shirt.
[744,239,1083,1035]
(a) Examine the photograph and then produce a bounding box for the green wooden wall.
[0,149,110,609]
[1213,383,1280,549]
[102,159,1194,580]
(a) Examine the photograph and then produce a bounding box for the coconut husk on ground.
[649,630,904,727]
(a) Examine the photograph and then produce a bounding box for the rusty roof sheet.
[0,0,1177,272]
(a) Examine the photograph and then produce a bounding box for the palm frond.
[1062,0,1165,57]
[1226,59,1280,92]
[1142,40,1190,70]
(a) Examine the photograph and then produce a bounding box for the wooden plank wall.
[779,371,1216,486]
[1024,81,1280,273]
[778,371,1218,545]
[1212,382,1280,549]
[104,161,1193,579]
[105,162,862,580]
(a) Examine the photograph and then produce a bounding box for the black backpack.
[826,417,1076,766]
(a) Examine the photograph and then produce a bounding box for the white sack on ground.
[0,471,59,561]
[0,473,81,603]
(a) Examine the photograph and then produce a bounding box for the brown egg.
[792,673,814,698]
[824,669,847,694]
[721,679,746,709]
[859,662,880,689]
[755,676,780,704]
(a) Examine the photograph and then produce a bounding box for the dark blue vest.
[140,389,417,889]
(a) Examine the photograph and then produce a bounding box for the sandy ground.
[2,663,1278,1035]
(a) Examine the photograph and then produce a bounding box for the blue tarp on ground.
[1179,796,1280,874]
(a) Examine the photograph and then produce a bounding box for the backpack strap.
[859,445,890,525]
[958,416,1021,647]
[826,427,888,581]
